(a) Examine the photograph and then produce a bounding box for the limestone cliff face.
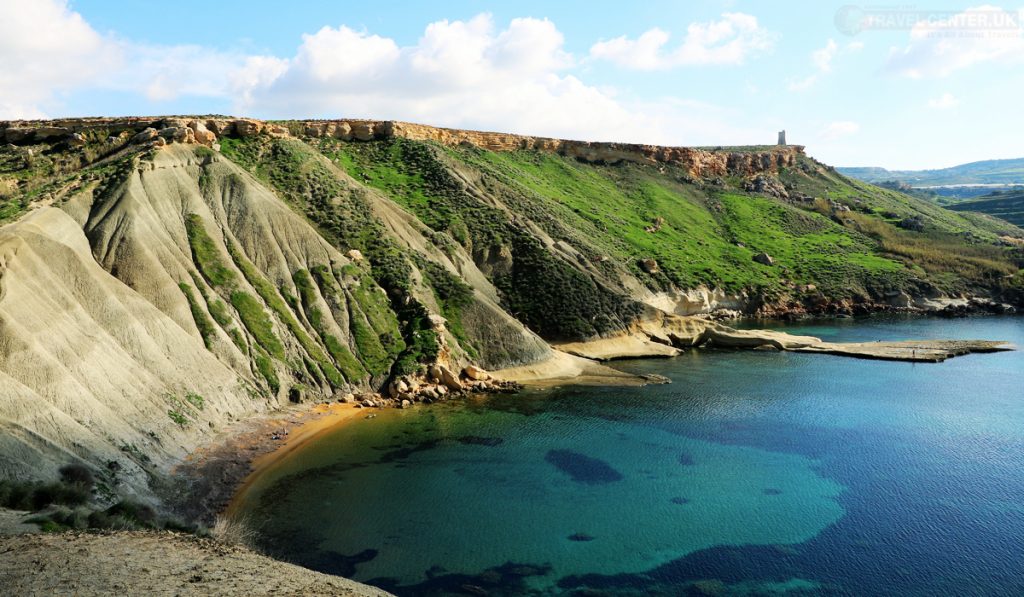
[301,119,804,179]
[1,117,804,180]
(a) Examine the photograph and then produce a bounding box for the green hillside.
[840,157,1024,187]
[948,190,1024,227]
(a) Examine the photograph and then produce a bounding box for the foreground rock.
[0,530,393,596]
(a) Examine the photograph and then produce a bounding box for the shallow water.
[238,315,1024,596]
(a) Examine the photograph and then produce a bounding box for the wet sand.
[172,402,368,524]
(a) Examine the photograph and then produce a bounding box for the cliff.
[0,115,1020,504]
[0,116,804,180]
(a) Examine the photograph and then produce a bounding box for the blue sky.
[2,0,1022,169]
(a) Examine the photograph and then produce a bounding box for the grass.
[167,409,188,427]
[185,214,236,288]
[231,291,285,359]
[254,349,280,394]
[420,259,477,358]
[178,282,217,349]
[294,268,367,382]
[184,392,205,410]
[226,244,344,387]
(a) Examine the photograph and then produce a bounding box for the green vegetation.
[254,349,280,394]
[167,409,188,427]
[220,136,428,374]
[840,157,1024,187]
[231,291,284,359]
[178,282,217,349]
[420,260,476,357]
[185,214,236,287]
[184,392,205,410]
[225,245,343,387]
[325,138,643,339]
[293,268,366,382]
[948,190,1024,227]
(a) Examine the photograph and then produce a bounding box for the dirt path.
[0,530,394,596]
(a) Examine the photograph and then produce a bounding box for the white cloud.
[927,92,960,109]
[589,13,775,70]
[820,121,860,140]
[0,4,771,148]
[235,14,766,145]
[885,5,1024,78]
[787,75,818,91]
[788,38,863,92]
[0,0,120,118]
[812,39,839,72]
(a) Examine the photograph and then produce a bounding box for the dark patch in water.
[671,497,690,505]
[457,435,505,447]
[545,449,624,485]
[370,561,552,596]
[377,439,442,463]
[568,533,595,542]
[763,488,782,495]
[678,452,696,466]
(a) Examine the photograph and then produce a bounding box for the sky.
[1,1,1022,169]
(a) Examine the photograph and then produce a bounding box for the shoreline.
[170,402,369,525]
[191,316,1018,525]
[217,350,663,522]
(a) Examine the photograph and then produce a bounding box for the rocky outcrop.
[298,119,805,179]
[1,117,804,180]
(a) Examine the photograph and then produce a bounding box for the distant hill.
[948,189,1024,227]
[839,157,1024,187]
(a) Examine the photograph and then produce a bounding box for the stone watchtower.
[777,130,786,145]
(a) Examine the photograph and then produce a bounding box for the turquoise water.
[241,316,1024,596]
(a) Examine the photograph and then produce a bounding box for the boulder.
[130,128,158,144]
[347,249,364,261]
[159,126,192,144]
[639,258,660,274]
[428,364,443,383]
[438,365,463,391]
[401,399,412,409]
[752,252,774,266]
[188,121,217,146]
[68,133,87,147]
[463,365,490,381]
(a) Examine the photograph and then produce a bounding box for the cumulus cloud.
[820,121,860,140]
[588,13,775,70]
[812,39,839,73]
[787,38,863,92]
[233,13,764,145]
[885,5,1024,78]
[0,0,120,118]
[0,2,770,147]
[927,92,960,109]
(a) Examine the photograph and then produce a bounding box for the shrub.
[184,392,205,410]
[105,500,158,528]
[211,515,257,549]
[58,463,95,490]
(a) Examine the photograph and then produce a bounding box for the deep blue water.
[239,316,1024,596]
